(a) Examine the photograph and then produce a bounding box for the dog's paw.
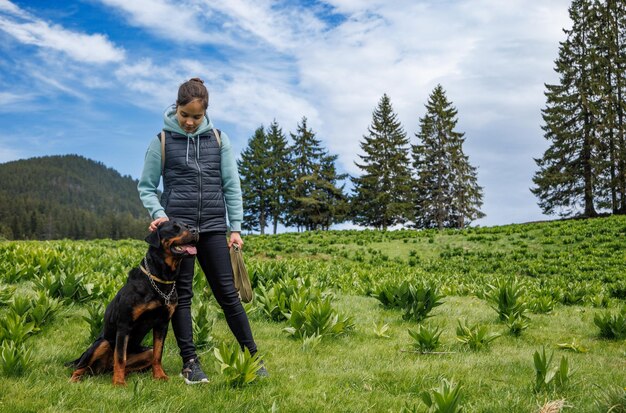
[112,378,127,386]
[153,368,169,381]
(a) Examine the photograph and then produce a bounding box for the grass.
[2,216,626,412]
[1,295,624,412]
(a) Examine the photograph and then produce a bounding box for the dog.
[68,220,198,385]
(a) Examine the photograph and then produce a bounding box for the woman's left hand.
[228,231,244,249]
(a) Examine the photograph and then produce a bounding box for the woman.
[137,78,266,384]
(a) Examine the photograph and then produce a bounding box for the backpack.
[160,129,221,171]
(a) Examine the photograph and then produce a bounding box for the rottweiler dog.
[68,220,198,385]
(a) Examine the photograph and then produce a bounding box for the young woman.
[137,78,266,384]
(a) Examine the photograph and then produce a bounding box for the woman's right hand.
[149,217,169,232]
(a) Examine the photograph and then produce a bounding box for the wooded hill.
[0,155,148,240]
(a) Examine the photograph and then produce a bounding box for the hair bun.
[189,77,204,84]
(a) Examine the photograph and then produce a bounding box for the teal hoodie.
[137,106,243,232]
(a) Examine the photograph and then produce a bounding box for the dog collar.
[140,260,176,285]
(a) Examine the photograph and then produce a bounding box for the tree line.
[238,85,484,233]
[533,0,626,217]
[0,155,147,240]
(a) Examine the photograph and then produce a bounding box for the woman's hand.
[228,231,244,249]
[149,216,169,232]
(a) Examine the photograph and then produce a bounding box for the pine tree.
[412,85,484,229]
[288,117,347,231]
[265,120,292,234]
[316,153,349,230]
[237,126,271,233]
[589,0,626,213]
[532,0,600,217]
[351,94,413,230]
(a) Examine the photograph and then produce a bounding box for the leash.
[141,257,177,305]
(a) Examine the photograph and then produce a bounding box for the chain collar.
[141,257,177,305]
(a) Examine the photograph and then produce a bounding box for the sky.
[0,0,574,228]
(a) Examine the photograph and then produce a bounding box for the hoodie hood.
[163,105,213,138]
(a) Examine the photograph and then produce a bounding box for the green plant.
[3,263,29,283]
[375,280,411,309]
[529,295,555,314]
[533,347,573,393]
[0,340,33,377]
[372,321,391,339]
[455,319,500,351]
[255,283,292,322]
[283,297,354,340]
[484,277,527,322]
[408,323,443,353]
[0,312,35,344]
[192,300,215,350]
[594,306,626,339]
[255,276,324,322]
[8,295,32,317]
[213,343,263,386]
[301,333,322,352]
[0,285,16,306]
[594,384,626,413]
[403,283,445,322]
[419,378,463,413]
[504,311,530,336]
[587,293,609,308]
[26,292,61,328]
[33,271,93,304]
[82,302,105,341]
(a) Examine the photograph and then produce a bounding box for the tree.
[589,0,626,213]
[265,120,292,234]
[288,117,347,231]
[237,126,271,233]
[351,94,413,230]
[412,85,484,229]
[532,0,601,217]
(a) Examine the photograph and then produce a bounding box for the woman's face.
[176,99,205,134]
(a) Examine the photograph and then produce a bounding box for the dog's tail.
[64,336,107,369]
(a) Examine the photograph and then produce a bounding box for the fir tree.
[412,85,484,229]
[237,126,271,233]
[265,120,292,234]
[288,117,347,231]
[351,94,413,230]
[532,0,600,217]
[589,0,626,213]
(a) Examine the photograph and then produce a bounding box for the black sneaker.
[180,358,209,384]
[256,361,269,378]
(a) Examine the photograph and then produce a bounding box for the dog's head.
[145,220,198,272]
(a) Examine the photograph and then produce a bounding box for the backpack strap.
[160,130,166,172]
[212,128,221,148]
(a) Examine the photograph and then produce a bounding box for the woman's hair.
[176,77,209,109]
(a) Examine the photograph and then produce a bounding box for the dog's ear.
[145,229,161,248]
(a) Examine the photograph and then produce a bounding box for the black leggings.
[171,232,257,362]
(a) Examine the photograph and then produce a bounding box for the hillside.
[0,155,149,239]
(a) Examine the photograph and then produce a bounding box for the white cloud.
[0,91,35,107]
[0,0,26,17]
[0,1,125,64]
[98,0,241,47]
[0,0,576,225]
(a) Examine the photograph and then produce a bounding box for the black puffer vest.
[160,130,227,233]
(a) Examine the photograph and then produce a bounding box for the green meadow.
[1,216,625,412]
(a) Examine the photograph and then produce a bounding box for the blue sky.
[0,0,573,228]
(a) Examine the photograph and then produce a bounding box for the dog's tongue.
[183,245,197,255]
